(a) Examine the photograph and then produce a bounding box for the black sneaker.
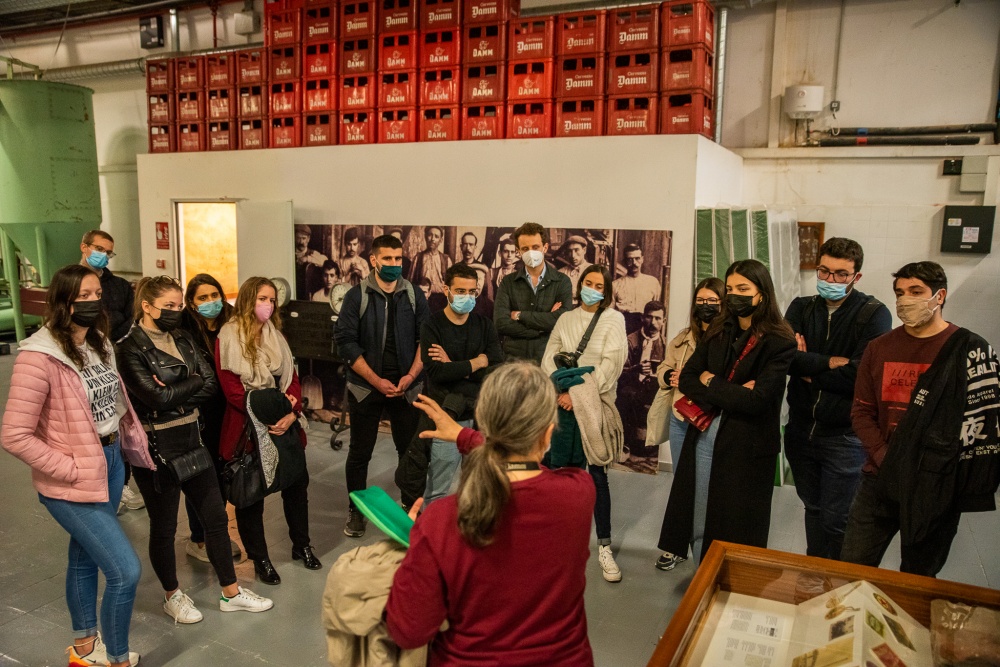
[344,507,366,538]
[655,552,687,571]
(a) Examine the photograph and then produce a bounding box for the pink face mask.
[255,301,274,323]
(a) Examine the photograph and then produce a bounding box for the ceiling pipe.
[713,7,728,144]
[818,135,980,147]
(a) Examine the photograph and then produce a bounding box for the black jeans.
[234,471,311,562]
[589,464,612,544]
[133,465,237,590]
[840,472,961,578]
[345,390,420,508]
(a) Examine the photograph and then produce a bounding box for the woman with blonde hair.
[386,362,595,666]
[215,277,319,585]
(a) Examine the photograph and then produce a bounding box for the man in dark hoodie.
[784,238,892,560]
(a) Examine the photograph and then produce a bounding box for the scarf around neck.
[218,320,294,392]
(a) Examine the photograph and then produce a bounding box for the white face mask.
[522,249,545,269]
[896,290,942,328]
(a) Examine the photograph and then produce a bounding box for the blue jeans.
[784,425,866,560]
[668,413,689,474]
[691,417,720,562]
[38,441,141,664]
[424,419,472,506]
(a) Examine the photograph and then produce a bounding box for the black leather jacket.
[116,325,218,425]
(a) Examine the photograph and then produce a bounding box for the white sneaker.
[67,632,140,666]
[220,586,273,613]
[117,499,126,516]
[121,485,145,510]
[163,590,203,624]
[598,545,623,583]
[185,540,211,563]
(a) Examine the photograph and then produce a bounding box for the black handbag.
[222,422,265,509]
[146,419,214,484]
[553,307,606,369]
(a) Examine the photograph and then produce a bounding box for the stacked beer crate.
[660,0,715,138]
[554,10,607,137]
[147,59,176,153]
[376,0,419,143]
[303,0,339,146]
[235,47,269,149]
[417,0,461,141]
[506,14,554,138]
[460,0,510,140]
[175,56,208,150]
[338,0,377,143]
[266,0,304,148]
[205,52,238,150]
[606,4,659,136]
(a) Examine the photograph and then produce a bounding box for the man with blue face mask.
[79,230,134,343]
[783,237,892,561]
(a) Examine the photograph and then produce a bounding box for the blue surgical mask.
[86,251,109,270]
[197,299,224,319]
[580,286,604,306]
[449,294,476,315]
[376,261,403,282]
[816,278,849,302]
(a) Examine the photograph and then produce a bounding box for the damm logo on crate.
[515,121,540,136]
[427,122,448,139]
[473,41,495,59]
[179,72,198,87]
[564,118,592,133]
[347,90,368,107]
[275,59,294,78]
[274,28,295,42]
[472,80,494,99]
[309,25,331,39]
[618,28,649,45]
[427,8,454,24]
[386,88,406,104]
[210,72,228,86]
[428,48,449,65]
[385,15,409,29]
[616,117,647,131]
[211,135,228,149]
[307,91,330,110]
[517,78,540,97]
[347,54,365,71]
[347,18,370,32]
[470,121,492,138]
[275,98,295,113]
[386,51,407,68]
[150,72,169,88]
[240,64,261,80]
[386,122,407,141]
[470,5,497,19]
[617,73,648,89]
[309,127,329,143]
[566,37,594,50]
[515,41,543,55]
[346,127,365,142]
[428,85,450,103]
[565,77,593,92]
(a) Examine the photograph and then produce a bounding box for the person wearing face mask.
[2,264,152,667]
[494,222,573,362]
[658,260,796,565]
[216,277,320,585]
[334,234,431,538]
[649,277,724,571]
[841,261,1000,577]
[117,277,273,623]
[80,230,135,343]
[782,238,892,562]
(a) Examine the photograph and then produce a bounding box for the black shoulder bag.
[222,421,266,509]
[145,418,214,484]
[554,307,606,369]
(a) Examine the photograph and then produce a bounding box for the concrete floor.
[0,348,996,666]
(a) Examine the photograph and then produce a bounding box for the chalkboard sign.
[282,300,340,362]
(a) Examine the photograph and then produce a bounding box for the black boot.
[254,558,281,585]
[292,545,322,570]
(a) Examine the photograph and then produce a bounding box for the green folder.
[349,487,415,548]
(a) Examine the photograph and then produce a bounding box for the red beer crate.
[304,3,338,41]
[270,115,303,148]
[305,113,337,145]
[462,104,504,139]
[175,57,205,91]
[380,108,418,142]
[421,0,460,30]
[304,42,338,77]
[237,48,267,84]
[271,81,303,115]
[420,29,460,68]
[341,1,376,37]
[147,92,174,124]
[462,63,504,104]
[207,88,236,120]
[208,121,237,151]
[238,84,268,118]
[556,55,605,99]
[420,106,459,141]
[146,59,174,93]
[267,8,302,45]
[382,0,418,33]
[463,23,505,64]
[305,77,338,111]
[509,17,555,61]
[556,98,605,137]
[506,101,553,138]
[148,123,176,153]
[340,110,376,144]
[464,0,518,24]
[381,32,419,70]
[420,67,460,106]
[305,0,332,6]
[341,75,376,110]
[660,89,713,137]
[507,59,554,101]
[206,53,237,88]
[176,90,205,122]
[178,122,207,152]
[661,45,713,93]
[379,70,418,107]
[342,38,376,74]
[608,4,659,53]
[239,118,269,149]
[607,95,658,135]
[557,11,607,56]
[607,50,658,95]
[662,0,715,49]
[270,45,302,80]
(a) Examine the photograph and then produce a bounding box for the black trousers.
[345,390,420,508]
[133,464,237,590]
[234,471,311,562]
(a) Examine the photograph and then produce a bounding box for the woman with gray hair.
[385,362,596,666]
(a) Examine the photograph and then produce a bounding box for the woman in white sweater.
[541,264,628,582]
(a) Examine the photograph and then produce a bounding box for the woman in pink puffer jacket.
[1,265,153,667]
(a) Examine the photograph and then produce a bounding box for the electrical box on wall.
[140,16,164,49]
[940,205,995,254]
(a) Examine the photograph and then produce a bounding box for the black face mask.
[727,294,759,318]
[70,300,102,328]
[693,303,721,324]
[153,308,183,332]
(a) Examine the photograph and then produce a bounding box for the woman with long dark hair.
[657,260,795,564]
[215,277,320,585]
[2,264,151,667]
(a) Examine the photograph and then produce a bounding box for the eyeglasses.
[450,288,479,297]
[816,268,855,284]
[695,298,720,305]
[88,243,116,259]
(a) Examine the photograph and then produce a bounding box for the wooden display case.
[648,542,1000,666]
